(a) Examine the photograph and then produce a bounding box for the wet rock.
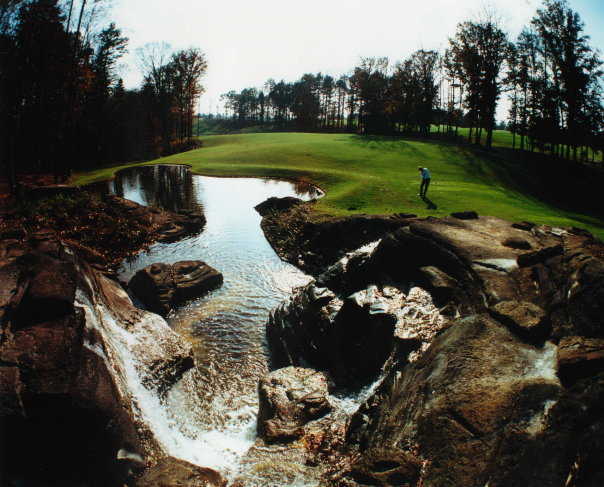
[392,286,450,362]
[502,236,532,250]
[564,257,604,339]
[129,263,173,315]
[347,314,563,486]
[512,221,536,231]
[129,260,223,316]
[517,244,564,267]
[334,286,399,386]
[558,336,604,384]
[269,281,447,387]
[0,366,24,416]
[416,265,459,306]
[0,243,197,485]
[13,252,77,327]
[392,213,417,220]
[259,202,404,274]
[451,210,479,219]
[258,366,332,443]
[344,448,421,487]
[316,240,381,294]
[268,283,343,372]
[0,263,19,324]
[173,260,223,302]
[134,457,226,487]
[255,196,303,216]
[29,228,61,256]
[368,226,473,286]
[0,310,85,394]
[129,312,195,394]
[489,300,548,342]
[104,194,206,246]
[260,211,604,486]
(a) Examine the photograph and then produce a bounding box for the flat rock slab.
[129,260,223,316]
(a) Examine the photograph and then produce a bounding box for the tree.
[351,57,390,134]
[531,0,603,160]
[448,17,509,148]
[170,48,207,141]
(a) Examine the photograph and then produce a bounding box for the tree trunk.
[486,128,493,149]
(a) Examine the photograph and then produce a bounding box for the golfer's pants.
[420,178,430,196]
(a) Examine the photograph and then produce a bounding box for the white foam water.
[77,283,266,476]
[331,375,385,415]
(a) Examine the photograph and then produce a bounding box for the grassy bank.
[72,132,604,239]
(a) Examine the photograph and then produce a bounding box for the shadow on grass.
[437,142,604,221]
[421,195,437,210]
[348,135,424,157]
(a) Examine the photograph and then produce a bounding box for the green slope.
[72,132,604,239]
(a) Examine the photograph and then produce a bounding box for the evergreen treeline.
[0,0,207,191]
[222,0,603,161]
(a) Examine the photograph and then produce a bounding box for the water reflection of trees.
[113,165,201,212]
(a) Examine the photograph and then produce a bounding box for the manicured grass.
[72,132,604,239]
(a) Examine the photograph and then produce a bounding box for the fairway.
[73,132,604,239]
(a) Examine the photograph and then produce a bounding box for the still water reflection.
[105,165,318,472]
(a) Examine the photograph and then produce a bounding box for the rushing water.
[104,165,321,475]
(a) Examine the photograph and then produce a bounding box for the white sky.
[112,0,604,120]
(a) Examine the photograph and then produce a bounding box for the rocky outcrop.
[129,260,223,316]
[346,315,563,487]
[257,366,332,442]
[0,231,217,486]
[257,198,407,274]
[269,281,448,388]
[261,208,604,486]
[0,188,206,271]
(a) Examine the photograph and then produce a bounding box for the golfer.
[418,166,431,197]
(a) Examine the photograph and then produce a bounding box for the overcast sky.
[112,0,604,118]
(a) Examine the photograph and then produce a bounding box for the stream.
[101,165,330,483]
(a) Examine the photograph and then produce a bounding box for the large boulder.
[258,367,332,443]
[347,315,565,487]
[333,286,399,386]
[129,260,223,316]
[268,282,448,388]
